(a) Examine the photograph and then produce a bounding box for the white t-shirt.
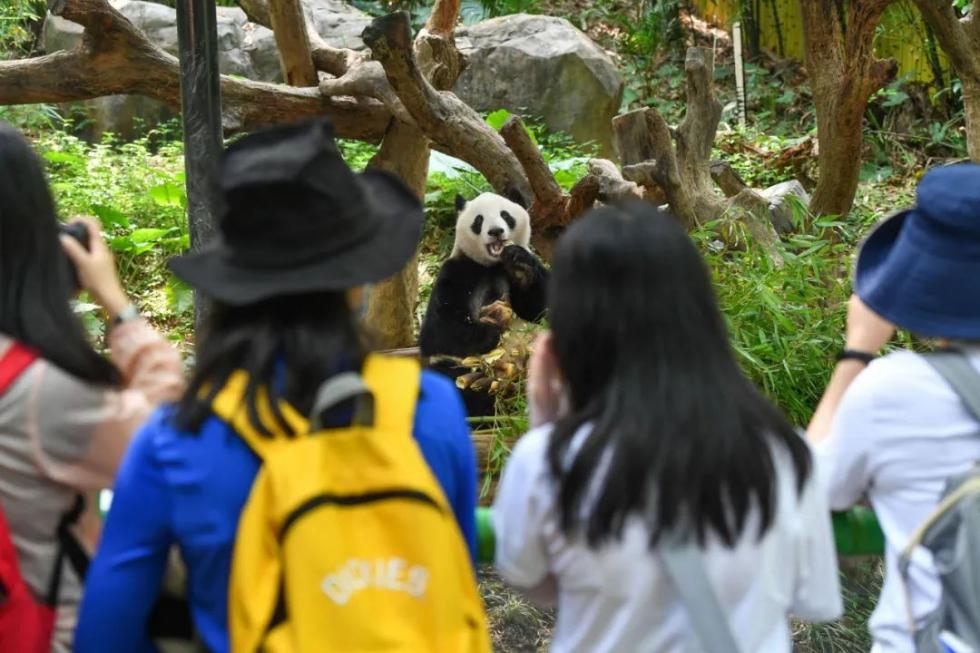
[493,425,842,653]
[819,346,980,653]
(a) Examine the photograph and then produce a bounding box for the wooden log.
[267,0,318,86]
[710,160,748,198]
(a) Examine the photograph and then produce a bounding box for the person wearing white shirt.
[493,202,843,653]
[808,163,980,653]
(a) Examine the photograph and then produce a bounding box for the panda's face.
[452,192,531,266]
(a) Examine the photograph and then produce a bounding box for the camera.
[60,221,91,250]
[59,221,90,290]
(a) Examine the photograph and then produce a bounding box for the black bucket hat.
[169,118,423,306]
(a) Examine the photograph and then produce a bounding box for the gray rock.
[304,0,372,51]
[759,180,810,233]
[454,14,623,156]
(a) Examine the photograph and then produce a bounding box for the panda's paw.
[478,299,514,328]
[502,245,538,286]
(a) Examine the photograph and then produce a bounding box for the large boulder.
[454,14,623,156]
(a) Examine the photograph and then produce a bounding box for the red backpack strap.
[0,343,37,396]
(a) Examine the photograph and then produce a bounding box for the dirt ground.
[480,565,555,652]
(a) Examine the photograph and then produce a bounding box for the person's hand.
[527,331,565,428]
[60,216,130,320]
[844,294,895,354]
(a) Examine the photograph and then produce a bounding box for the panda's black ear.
[455,194,467,212]
[506,187,528,210]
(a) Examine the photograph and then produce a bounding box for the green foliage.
[576,0,685,112]
[37,125,194,336]
[0,0,45,57]
[696,223,850,426]
[350,0,539,27]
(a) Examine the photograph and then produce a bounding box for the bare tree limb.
[236,0,366,78]
[0,0,390,140]
[268,0,318,86]
[586,159,645,203]
[500,116,563,206]
[424,0,460,36]
[710,160,748,197]
[361,12,531,201]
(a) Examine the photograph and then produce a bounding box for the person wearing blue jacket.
[74,118,478,653]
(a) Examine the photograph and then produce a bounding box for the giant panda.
[419,191,549,416]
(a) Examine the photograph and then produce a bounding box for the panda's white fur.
[450,192,532,266]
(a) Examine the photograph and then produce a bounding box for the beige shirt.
[0,321,183,652]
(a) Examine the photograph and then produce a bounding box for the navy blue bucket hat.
[855,163,980,340]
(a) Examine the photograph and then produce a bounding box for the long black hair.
[0,122,118,385]
[547,202,811,548]
[174,292,368,436]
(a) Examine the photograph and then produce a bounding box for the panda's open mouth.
[486,241,508,258]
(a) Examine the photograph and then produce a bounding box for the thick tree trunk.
[912,0,980,161]
[800,0,897,217]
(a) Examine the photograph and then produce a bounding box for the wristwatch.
[112,303,141,328]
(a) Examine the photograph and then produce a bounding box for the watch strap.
[836,349,877,365]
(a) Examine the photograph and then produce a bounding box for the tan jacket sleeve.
[27,319,185,491]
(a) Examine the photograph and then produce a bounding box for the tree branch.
[0,0,389,140]
[912,0,980,79]
[424,0,461,36]
[500,116,563,206]
[361,12,531,201]
[267,0,318,86]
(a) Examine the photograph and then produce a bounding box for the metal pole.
[176,0,222,330]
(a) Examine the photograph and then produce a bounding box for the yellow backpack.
[209,354,491,653]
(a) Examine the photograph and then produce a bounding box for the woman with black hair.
[493,202,842,652]
[75,119,481,653]
[0,122,183,652]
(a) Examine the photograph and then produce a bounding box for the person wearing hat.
[74,119,479,653]
[807,163,980,653]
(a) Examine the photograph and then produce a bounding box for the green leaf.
[130,227,174,243]
[148,182,186,208]
[42,150,84,166]
[166,277,194,316]
[485,109,512,131]
[90,204,130,228]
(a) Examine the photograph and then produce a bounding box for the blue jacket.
[75,371,477,653]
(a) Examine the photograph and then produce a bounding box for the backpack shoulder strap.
[0,342,37,395]
[924,351,980,422]
[361,354,421,436]
[660,537,744,653]
[209,370,307,459]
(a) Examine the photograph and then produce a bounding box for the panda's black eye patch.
[470,215,484,235]
[501,211,517,230]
